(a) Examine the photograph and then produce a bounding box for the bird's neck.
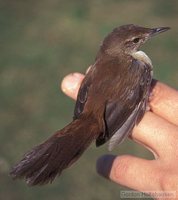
[96,49,153,69]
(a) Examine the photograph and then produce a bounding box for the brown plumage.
[10,24,170,185]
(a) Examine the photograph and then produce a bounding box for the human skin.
[61,72,178,199]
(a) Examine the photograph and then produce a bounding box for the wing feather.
[73,70,92,119]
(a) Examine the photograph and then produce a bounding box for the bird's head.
[101,24,170,56]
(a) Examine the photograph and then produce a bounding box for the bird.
[10,24,170,186]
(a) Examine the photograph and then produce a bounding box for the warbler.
[10,24,170,185]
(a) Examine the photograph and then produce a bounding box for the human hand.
[61,72,178,199]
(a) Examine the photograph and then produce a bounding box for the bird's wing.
[107,101,143,151]
[96,59,152,150]
[73,70,92,120]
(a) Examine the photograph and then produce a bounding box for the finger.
[132,111,178,158]
[96,154,161,191]
[61,73,84,100]
[150,81,178,126]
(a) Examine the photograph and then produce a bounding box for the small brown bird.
[10,24,170,185]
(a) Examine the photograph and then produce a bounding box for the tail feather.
[10,118,99,185]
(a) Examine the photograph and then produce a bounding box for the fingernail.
[61,73,81,94]
[96,155,116,178]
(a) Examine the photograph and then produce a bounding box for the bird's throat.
[132,50,153,68]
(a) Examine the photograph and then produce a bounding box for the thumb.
[96,154,160,192]
[61,73,84,100]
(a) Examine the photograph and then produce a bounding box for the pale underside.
[132,50,152,67]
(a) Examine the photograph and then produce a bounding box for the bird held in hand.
[10,24,170,185]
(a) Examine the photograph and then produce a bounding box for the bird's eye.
[132,37,140,43]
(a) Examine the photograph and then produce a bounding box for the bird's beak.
[149,27,170,37]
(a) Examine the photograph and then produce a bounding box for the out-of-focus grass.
[0,1,178,200]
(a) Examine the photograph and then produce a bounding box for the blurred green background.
[0,0,178,199]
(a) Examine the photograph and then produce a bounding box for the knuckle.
[150,82,164,108]
[159,171,178,191]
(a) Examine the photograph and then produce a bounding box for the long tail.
[10,118,99,186]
